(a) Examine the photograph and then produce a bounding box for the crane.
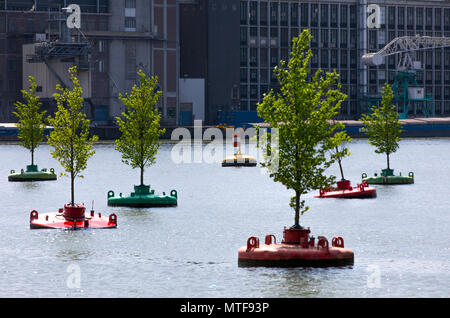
[361,35,450,118]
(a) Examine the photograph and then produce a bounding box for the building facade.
[0,0,180,125]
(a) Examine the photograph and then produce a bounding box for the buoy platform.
[222,132,257,167]
[30,204,117,230]
[362,169,414,184]
[238,227,354,267]
[8,165,57,182]
[314,180,376,199]
[107,184,177,207]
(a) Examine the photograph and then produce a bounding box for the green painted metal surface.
[362,169,414,185]
[8,165,57,182]
[107,185,178,207]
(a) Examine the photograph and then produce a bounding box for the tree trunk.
[140,166,144,186]
[294,190,300,227]
[31,149,34,166]
[387,153,390,170]
[71,171,75,206]
[338,159,345,180]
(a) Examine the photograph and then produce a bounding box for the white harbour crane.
[361,35,450,118]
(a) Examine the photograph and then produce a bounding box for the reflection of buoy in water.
[222,132,257,167]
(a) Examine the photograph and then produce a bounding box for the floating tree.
[107,70,177,207]
[238,29,354,267]
[361,84,402,171]
[9,76,56,181]
[360,84,412,184]
[257,29,348,228]
[14,76,46,166]
[47,66,98,206]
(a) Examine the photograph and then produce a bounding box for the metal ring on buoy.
[265,234,276,245]
[109,214,117,225]
[359,183,365,191]
[409,172,414,178]
[50,168,55,174]
[362,173,367,179]
[10,170,15,174]
[318,237,329,249]
[247,236,260,250]
[107,190,115,198]
[332,236,344,248]
[30,210,38,221]
[170,190,177,198]
[362,181,369,187]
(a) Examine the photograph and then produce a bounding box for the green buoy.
[107,185,177,207]
[362,169,414,185]
[8,165,57,182]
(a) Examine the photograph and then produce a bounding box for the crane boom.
[362,35,450,68]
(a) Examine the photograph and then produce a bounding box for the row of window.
[240,1,450,31]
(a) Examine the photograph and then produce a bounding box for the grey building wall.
[207,0,240,124]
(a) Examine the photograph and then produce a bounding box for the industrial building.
[1,0,179,126]
[3,1,450,128]
[180,0,450,126]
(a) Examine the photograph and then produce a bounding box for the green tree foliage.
[115,70,165,186]
[361,84,402,170]
[329,131,352,181]
[13,76,47,166]
[257,29,348,228]
[47,67,98,206]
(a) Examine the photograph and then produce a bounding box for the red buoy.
[30,204,117,230]
[238,227,354,267]
[314,180,376,199]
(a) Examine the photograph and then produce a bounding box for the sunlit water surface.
[0,138,449,297]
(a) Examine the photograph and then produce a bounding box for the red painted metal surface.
[30,204,117,230]
[238,227,354,267]
[314,180,377,199]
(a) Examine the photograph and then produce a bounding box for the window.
[330,5,338,27]
[300,3,309,27]
[249,1,258,25]
[270,2,278,26]
[125,0,136,8]
[320,4,328,27]
[436,8,442,30]
[311,4,318,26]
[320,29,328,48]
[98,40,106,53]
[240,1,248,24]
[280,2,288,26]
[240,48,248,67]
[398,7,405,29]
[125,17,136,31]
[240,68,248,82]
[349,5,356,28]
[340,29,347,48]
[260,2,267,25]
[250,48,258,67]
[407,7,414,30]
[270,48,278,67]
[340,5,347,28]
[290,3,298,26]
[417,8,424,28]
[426,8,433,30]
[240,27,247,45]
[340,50,348,68]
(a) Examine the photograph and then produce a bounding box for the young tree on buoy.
[329,132,352,181]
[115,69,165,186]
[361,84,402,171]
[47,66,98,206]
[257,29,348,228]
[13,76,47,167]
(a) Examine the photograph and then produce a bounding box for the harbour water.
[0,138,449,297]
